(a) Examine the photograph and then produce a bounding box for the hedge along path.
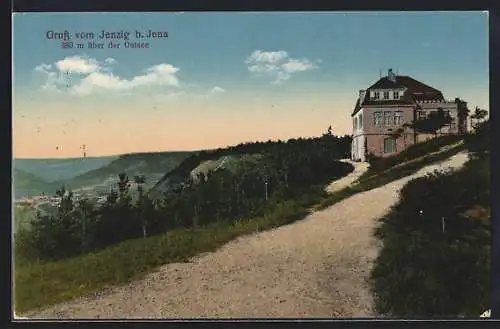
[23,151,470,319]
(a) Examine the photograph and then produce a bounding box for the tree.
[117,173,132,206]
[322,125,333,137]
[54,186,81,257]
[134,175,148,238]
[455,98,470,135]
[465,119,489,158]
[410,108,452,138]
[25,186,80,260]
[470,106,488,130]
[74,197,95,254]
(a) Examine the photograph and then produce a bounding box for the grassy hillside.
[371,120,490,317]
[148,137,351,199]
[317,138,466,211]
[362,134,463,180]
[14,132,472,314]
[14,134,354,312]
[371,155,490,317]
[13,204,37,233]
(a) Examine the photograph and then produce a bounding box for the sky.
[12,11,489,158]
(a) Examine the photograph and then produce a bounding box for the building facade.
[351,69,466,162]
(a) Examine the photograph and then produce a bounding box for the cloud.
[282,59,317,73]
[34,55,181,96]
[34,63,53,73]
[55,56,100,74]
[34,63,65,92]
[210,86,226,93]
[247,50,288,65]
[245,50,319,84]
[104,57,117,65]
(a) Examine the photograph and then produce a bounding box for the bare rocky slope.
[22,151,470,319]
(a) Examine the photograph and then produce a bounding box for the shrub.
[464,120,489,158]
[367,134,462,174]
[371,155,491,317]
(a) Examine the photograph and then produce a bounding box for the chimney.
[388,68,396,82]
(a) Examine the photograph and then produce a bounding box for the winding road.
[23,151,470,319]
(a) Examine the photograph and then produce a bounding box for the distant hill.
[12,169,55,200]
[149,153,270,200]
[13,156,118,182]
[148,136,353,200]
[53,151,193,195]
[12,152,194,199]
[148,149,272,199]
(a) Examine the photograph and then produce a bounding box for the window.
[393,111,403,125]
[358,113,363,129]
[353,117,357,130]
[384,111,392,126]
[374,111,382,126]
[373,92,380,100]
[393,91,400,99]
[417,111,427,120]
[384,138,396,154]
[383,91,390,100]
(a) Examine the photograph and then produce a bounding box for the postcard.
[12,11,491,320]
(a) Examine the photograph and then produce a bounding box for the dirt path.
[325,159,369,194]
[23,152,470,320]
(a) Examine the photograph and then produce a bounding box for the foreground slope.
[23,152,469,319]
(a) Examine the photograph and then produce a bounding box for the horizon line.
[12,133,353,160]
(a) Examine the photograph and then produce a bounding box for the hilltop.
[148,137,352,200]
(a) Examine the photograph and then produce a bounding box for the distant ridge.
[13,151,194,199]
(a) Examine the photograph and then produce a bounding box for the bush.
[464,120,489,157]
[371,155,491,317]
[367,134,462,174]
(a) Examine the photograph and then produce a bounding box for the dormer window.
[383,91,390,100]
[373,92,380,100]
[393,91,400,99]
